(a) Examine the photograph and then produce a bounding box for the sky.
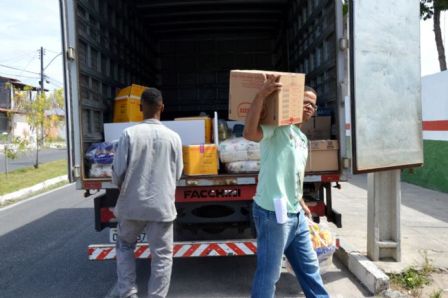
[0,0,446,91]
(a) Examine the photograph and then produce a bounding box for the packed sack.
[225,160,260,173]
[219,137,260,163]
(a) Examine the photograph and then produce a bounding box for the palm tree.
[421,0,448,71]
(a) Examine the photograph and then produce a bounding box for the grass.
[0,180,68,208]
[0,159,67,195]
[388,252,435,297]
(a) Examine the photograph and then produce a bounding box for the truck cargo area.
[73,0,340,181]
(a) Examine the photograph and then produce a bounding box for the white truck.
[59,0,423,260]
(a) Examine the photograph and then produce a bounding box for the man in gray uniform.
[112,88,183,298]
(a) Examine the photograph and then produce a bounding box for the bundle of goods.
[85,141,118,178]
[219,137,260,173]
[307,218,336,262]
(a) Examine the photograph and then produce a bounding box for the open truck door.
[60,0,81,183]
[349,0,423,173]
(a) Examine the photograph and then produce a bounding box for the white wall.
[421,71,448,141]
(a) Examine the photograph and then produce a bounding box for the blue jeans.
[251,203,329,298]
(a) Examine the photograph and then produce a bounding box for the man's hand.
[299,198,312,219]
[258,74,282,99]
[243,74,282,142]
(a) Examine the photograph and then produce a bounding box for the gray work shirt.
[112,119,183,222]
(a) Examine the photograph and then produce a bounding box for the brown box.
[300,116,331,140]
[305,140,339,173]
[228,70,305,126]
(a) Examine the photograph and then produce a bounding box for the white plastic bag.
[307,218,336,262]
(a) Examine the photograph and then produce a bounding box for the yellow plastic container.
[113,84,147,122]
[175,116,213,143]
[183,144,218,176]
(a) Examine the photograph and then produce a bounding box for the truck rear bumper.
[88,239,257,260]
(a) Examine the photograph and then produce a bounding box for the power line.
[0,63,41,75]
[18,53,38,77]
[0,71,40,80]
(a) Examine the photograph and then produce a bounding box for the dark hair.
[305,86,318,96]
[141,88,162,106]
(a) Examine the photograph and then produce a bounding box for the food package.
[85,141,118,178]
[308,218,336,261]
[85,141,118,165]
[89,164,113,178]
[219,137,260,163]
[225,160,260,173]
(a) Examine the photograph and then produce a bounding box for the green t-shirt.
[254,125,308,213]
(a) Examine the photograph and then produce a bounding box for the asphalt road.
[0,185,371,298]
[0,148,67,173]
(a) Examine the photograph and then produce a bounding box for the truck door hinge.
[67,47,76,61]
[73,165,80,179]
[342,158,351,169]
[339,38,349,51]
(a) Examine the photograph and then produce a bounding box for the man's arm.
[175,136,183,180]
[243,74,282,142]
[112,131,129,188]
[299,197,312,218]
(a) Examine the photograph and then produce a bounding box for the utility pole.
[35,47,45,168]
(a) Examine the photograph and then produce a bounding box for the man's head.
[141,87,164,120]
[303,86,317,122]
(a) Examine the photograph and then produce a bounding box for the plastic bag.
[85,141,118,165]
[89,164,113,178]
[225,160,260,173]
[308,218,336,261]
[219,137,260,163]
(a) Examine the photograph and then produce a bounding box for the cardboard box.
[228,70,305,126]
[305,140,339,172]
[183,144,218,176]
[300,116,331,140]
[104,120,205,145]
[175,116,212,143]
[113,84,147,122]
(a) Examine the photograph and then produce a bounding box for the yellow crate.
[183,144,218,176]
[113,84,147,122]
[175,116,213,143]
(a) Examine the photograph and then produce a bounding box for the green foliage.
[421,0,448,19]
[390,267,431,290]
[4,137,28,160]
[430,289,443,298]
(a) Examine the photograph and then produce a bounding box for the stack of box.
[113,84,147,123]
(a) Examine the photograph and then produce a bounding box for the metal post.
[367,170,401,261]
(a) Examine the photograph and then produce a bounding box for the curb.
[334,239,390,295]
[0,175,68,204]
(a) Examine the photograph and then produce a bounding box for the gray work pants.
[116,219,174,298]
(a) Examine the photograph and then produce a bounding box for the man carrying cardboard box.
[112,88,183,298]
[243,75,329,298]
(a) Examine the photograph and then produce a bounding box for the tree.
[25,92,50,168]
[24,88,64,169]
[421,0,448,71]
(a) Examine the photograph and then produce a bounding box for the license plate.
[109,228,147,243]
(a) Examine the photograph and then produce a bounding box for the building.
[402,71,448,193]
